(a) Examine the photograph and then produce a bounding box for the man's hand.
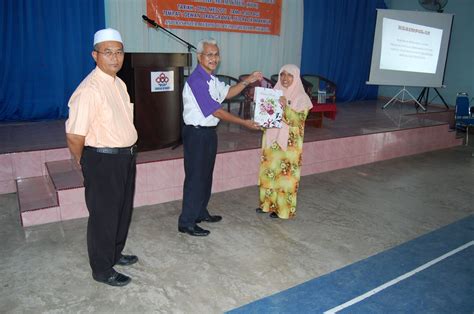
[248,71,263,84]
[212,109,261,131]
[66,133,86,166]
[242,119,261,131]
[227,70,264,99]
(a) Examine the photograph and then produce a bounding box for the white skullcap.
[93,28,123,46]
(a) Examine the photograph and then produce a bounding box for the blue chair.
[455,92,474,145]
[270,74,279,85]
[301,74,337,104]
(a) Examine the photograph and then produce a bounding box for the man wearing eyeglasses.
[65,28,138,287]
[178,37,262,237]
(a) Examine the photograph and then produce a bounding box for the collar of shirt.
[95,66,118,83]
[195,64,213,81]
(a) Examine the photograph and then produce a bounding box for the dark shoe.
[116,255,138,266]
[195,215,222,223]
[269,212,279,219]
[178,225,210,236]
[93,271,131,287]
[256,208,265,214]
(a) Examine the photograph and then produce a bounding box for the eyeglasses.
[95,50,124,58]
[200,52,220,59]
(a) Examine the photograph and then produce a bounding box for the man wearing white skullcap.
[93,28,123,46]
[65,28,138,287]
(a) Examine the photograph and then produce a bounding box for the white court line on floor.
[324,240,474,314]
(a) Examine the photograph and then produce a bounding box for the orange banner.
[146,0,281,35]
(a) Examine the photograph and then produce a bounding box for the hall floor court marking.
[228,215,474,313]
[324,241,474,313]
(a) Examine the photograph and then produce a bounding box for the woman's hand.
[279,96,288,108]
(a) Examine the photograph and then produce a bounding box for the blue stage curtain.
[0,0,105,121]
[301,0,386,102]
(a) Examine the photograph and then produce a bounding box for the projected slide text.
[380,18,442,74]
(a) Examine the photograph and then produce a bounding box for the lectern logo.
[151,71,174,93]
[155,73,170,85]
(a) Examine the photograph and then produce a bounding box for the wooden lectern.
[119,53,192,152]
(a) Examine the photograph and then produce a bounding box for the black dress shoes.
[93,271,131,287]
[116,254,138,266]
[256,208,265,214]
[178,225,210,236]
[269,212,280,219]
[196,215,222,223]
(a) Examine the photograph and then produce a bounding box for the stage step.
[16,175,60,226]
[46,159,83,190]
[17,176,58,212]
[16,160,88,227]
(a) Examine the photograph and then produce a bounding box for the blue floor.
[228,215,474,314]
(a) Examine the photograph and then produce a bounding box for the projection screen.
[367,9,453,87]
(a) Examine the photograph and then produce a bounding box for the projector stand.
[417,87,449,110]
[382,86,427,111]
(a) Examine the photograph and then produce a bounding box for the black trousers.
[81,149,136,278]
[179,125,217,228]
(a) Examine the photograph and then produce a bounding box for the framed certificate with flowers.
[253,87,283,128]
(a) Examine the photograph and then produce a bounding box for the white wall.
[105,0,304,79]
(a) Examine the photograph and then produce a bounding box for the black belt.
[185,124,217,129]
[84,145,137,155]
